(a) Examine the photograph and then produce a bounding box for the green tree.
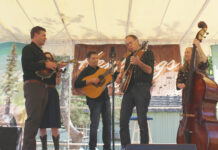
[1,44,18,113]
[1,44,18,125]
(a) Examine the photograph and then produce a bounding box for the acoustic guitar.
[82,68,113,98]
[81,52,131,98]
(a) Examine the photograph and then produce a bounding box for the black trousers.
[22,83,48,150]
[87,99,111,150]
[120,83,151,146]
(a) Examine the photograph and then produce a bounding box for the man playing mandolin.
[21,26,57,150]
[74,51,121,150]
[119,35,154,149]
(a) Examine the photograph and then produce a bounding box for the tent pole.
[180,0,210,44]
[67,40,74,150]
[126,0,133,35]
[179,0,210,64]
[16,0,34,26]
[92,0,100,39]
[159,0,171,29]
[53,0,73,41]
[53,1,74,149]
[0,21,18,42]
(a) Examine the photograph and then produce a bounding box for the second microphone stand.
[110,56,116,150]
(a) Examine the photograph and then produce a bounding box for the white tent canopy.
[1,1,218,147]
[0,0,217,55]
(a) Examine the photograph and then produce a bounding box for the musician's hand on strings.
[45,61,57,70]
[193,39,201,49]
[86,78,100,85]
[177,83,186,89]
[130,56,140,65]
[193,38,200,46]
[92,78,100,84]
[59,61,67,69]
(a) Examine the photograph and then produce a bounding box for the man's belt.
[24,80,56,88]
[24,80,46,86]
[47,85,56,88]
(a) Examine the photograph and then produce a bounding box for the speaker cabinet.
[0,126,22,150]
[126,144,197,150]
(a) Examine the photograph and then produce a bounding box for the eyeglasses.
[125,40,136,47]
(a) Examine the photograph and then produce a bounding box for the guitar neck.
[99,44,148,79]
[124,49,141,72]
[101,62,117,78]
[57,59,77,65]
[101,55,127,78]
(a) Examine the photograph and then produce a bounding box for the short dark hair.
[30,26,46,39]
[87,51,98,58]
[125,34,138,40]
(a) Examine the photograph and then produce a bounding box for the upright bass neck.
[183,21,208,103]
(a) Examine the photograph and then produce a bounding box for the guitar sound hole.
[98,75,104,80]
[98,79,105,86]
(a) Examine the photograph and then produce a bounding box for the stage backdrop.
[72,44,181,96]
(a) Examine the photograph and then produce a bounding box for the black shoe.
[52,135,59,150]
[40,135,47,150]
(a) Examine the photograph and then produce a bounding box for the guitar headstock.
[141,41,149,50]
[69,59,79,64]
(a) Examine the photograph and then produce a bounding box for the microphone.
[109,47,116,74]
[60,66,67,73]
[110,47,116,59]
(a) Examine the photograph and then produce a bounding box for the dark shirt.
[74,65,119,101]
[176,68,189,90]
[124,49,154,92]
[21,42,46,82]
[44,73,56,85]
[176,60,209,90]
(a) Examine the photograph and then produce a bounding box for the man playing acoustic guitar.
[74,51,121,150]
[119,35,154,149]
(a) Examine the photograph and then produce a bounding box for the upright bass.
[177,21,218,150]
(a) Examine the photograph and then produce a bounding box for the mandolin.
[120,41,148,93]
[35,59,78,80]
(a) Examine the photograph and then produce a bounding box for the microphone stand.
[110,55,115,150]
